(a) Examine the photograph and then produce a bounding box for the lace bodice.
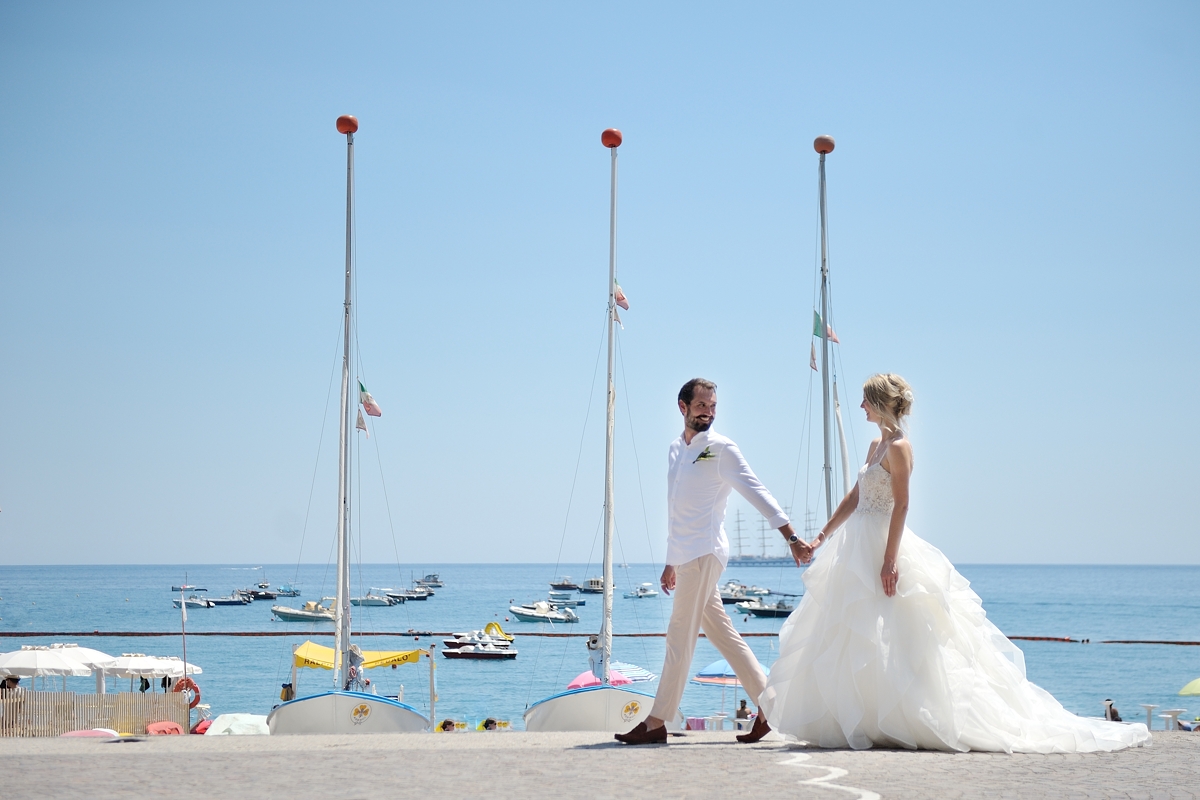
[856,463,895,515]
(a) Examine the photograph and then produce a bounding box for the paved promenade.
[3,730,1197,799]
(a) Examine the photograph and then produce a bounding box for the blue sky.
[1,2,1196,566]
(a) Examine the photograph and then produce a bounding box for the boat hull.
[509,607,578,623]
[524,685,663,732]
[268,691,428,734]
[272,605,334,622]
[441,649,517,660]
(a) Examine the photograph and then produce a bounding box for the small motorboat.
[350,590,393,607]
[623,583,659,599]
[441,643,517,660]
[509,601,579,623]
[743,585,771,596]
[719,581,747,604]
[735,598,794,618]
[549,577,580,591]
[276,583,301,597]
[272,600,335,622]
[413,573,444,588]
[170,584,205,592]
[209,591,251,606]
[384,589,428,602]
[243,588,278,600]
[173,594,214,608]
[547,590,586,607]
[578,577,606,594]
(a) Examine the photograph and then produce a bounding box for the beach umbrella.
[690,658,770,687]
[567,669,632,690]
[50,644,117,693]
[609,660,657,683]
[1178,677,1200,695]
[0,646,93,683]
[103,654,203,679]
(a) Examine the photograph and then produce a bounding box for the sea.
[1,563,1198,731]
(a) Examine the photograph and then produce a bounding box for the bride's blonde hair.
[863,373,914,433]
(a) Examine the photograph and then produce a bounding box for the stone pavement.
[2,730,1197,799]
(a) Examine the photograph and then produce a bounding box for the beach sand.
[2,730,1197,798]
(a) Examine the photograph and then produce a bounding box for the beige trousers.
[649,554,767,723]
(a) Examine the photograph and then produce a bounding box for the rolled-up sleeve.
[718,443,790,530]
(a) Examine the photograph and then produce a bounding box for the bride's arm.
[880,439,913,597]
[810,484,859,551]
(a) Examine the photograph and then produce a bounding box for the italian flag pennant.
[614,281,630,311]
[356,410,370,438]
[812,310,840,344]
[359,381,382,417]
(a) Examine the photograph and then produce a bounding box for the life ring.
[173,676,201,709]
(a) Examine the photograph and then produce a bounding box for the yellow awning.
[292,640,426,670]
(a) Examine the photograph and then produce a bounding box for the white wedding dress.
[759,447,1151,753]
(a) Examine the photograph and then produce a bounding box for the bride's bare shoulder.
[865,437,883,462]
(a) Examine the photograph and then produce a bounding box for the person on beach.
[759,373,1151,753]
[615,378,811,745]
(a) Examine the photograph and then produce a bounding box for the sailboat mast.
[833,378,852,497]
[815,135,836,521]
[334,114,359,688]
[599,128,622,686]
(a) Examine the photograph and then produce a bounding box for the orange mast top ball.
[601,128,623,148]
[813,135,835,154]
[336,115,359,135]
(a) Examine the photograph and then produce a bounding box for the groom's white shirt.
[666,429,790,569]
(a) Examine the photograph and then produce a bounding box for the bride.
[759,373,1150,753]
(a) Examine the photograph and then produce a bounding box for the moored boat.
[276,583,302,597]
[173,594,213,609]
[549,577,580,591]
[578,577,606,594]
[623,583,658,599]
[350,590,393,607]
[509,601,579,623]
[209,591,251,606]
[413,573,444,588]
[735,597,795,618]
[272,600,335,622]
[441,643,517,660]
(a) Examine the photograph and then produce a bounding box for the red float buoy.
[337,115,359,135]
[813,135,835,154]
[601,128,622,148]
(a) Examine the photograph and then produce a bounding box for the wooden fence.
[0,691,190,737]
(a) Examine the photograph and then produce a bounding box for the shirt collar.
[685,429,714,449]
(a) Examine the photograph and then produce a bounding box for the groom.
[615,378,811,745]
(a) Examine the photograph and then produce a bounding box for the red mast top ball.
[337,115,359,135]
[601,128,623,148]
[813,135,835,154]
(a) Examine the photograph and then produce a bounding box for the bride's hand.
[880,560,898,597]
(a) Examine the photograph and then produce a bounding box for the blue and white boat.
[267,116,432,735]
[525,131,664,732]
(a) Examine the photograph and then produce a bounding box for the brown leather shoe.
[735,714,770,743]
[614,721,667,745]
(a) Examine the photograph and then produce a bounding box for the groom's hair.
[678,378,717,405]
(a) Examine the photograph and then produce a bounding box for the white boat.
[509,601,579,623]
[272,600,335,622]
[548,590,586,607]
[623,583,659,599]
[350,591,393,607]
[441,643,517,660]
[579,577,606,594]
[209,592,251,606]
[413,573,444,588]
[735,597,795,618]
[443,623,514,650]
[172,594,213,609]
[267,117,432,735]
[525,129,663,733]
[718,581,747,604]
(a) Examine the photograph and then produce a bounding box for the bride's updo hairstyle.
[862,373,914,432]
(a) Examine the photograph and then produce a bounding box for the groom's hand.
[788,538,813,565]
[660,565,676,596]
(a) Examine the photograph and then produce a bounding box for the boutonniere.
[692,446,715,464]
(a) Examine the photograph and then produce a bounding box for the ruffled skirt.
[758,511,1150,752]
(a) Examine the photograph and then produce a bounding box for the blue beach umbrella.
[690,658,770,687]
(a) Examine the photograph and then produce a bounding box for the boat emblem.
[351,703,371,724]
[621,700,640,722]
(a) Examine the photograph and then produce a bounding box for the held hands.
[788,538,814,565]
[660,564,677,596]
[880,559,899,597]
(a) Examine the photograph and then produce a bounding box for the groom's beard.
[687,414,713,432]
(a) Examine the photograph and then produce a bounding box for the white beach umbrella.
[103,654,202,679]
[50,643,117,694]
[0,646,93,678]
